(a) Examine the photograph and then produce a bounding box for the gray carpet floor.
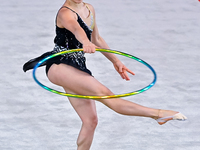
[0,0,200,149]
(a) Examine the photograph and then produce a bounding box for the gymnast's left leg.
[47,64,187,126]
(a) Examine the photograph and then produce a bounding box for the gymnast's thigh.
[47,63,113,96]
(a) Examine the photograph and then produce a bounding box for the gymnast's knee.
[82,116,98,130]
[96,86,114,97]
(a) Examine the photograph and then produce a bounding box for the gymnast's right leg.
[67,96,98,150]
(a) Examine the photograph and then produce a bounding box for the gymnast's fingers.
[123,71,131,81]
[126,68,135,75]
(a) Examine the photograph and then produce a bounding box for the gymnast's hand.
[83,41,96,53]
[113,61,135,81]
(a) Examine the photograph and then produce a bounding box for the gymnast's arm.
[89,5,135,80]
[57,7,96,53]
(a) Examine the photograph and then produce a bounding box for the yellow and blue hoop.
[33,48,157,99]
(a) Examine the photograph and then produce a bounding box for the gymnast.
[23,0,187,150]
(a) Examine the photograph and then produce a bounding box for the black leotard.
[23,6,94,76]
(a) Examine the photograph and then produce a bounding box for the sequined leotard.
[23,5,94,76]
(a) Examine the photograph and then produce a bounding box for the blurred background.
[0,0,200,149]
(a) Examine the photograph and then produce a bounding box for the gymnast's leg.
[47,63,186,149]
[48,64,99,150]
[48,63,186,121]
[67,97,98,150]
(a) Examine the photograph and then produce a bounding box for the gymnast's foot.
[153,109,187,125]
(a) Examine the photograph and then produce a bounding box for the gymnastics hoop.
[33,48,157,99]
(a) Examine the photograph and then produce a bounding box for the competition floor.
[0,0,200,149]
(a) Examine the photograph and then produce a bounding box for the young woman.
[23,0,187,149]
